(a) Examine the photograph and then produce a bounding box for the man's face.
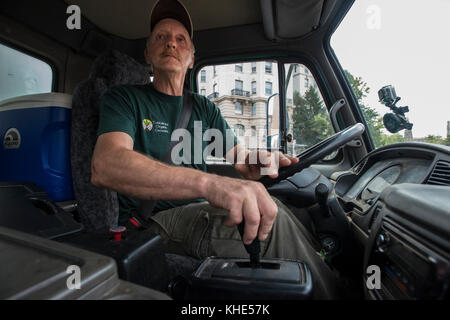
[145,18,194,75]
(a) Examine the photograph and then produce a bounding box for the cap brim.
[150,0,193,38]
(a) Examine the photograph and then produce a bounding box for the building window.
[251,81,256,95]
[234,124,245,136]
[251,62,257,73]
[265,62,272,74]
[213,66,217,76]
[201,88,206,96]
[235,64,243,72]
[265,81,272,95]
[235,80,243,91]
[251,103,256,115]
[251,126,257,136]
[305,77,309,88]
[235,102,243,115]
[0,43,53,102]
[201,70,206,82]
[304,67,309,74]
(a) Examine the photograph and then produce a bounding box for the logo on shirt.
[142,119,153,132]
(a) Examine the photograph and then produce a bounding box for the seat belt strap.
[162,90,193,164]
[137,89,194,222]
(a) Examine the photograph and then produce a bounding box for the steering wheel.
[259,123,365,188]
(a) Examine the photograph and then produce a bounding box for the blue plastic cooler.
[0,93,74,202]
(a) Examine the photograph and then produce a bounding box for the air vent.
[427,160,450,186]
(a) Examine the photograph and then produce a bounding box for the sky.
[331,0,450,138]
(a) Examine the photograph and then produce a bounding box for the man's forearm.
[91,147,210,201]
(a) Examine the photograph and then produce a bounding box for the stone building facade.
[197,61,317,150]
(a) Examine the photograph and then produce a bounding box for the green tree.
[424,135,446,145]
[445,136,450,146]
[381,134,405,145]
[344,70,386,147]
[292,86,333,146]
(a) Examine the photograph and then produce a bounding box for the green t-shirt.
[97,84,237,222]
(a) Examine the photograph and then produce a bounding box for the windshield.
[331,0,450,148]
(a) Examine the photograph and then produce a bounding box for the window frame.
[265,61,272,74]
[251,102,256,116]
[234,101,243,115]
[277,60,344,162]
[233,123,245,136]
[322,1,376,151]
[265,81,272,95]
[251,81,257,95]
[200,70,206,82]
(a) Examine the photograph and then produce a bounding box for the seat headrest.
[89,50,150,87]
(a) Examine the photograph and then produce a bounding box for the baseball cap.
[150,0,193,39]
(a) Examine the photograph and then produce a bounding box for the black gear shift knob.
[237,220,261,268]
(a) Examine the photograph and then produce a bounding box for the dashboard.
[332,142,450,300]
[346,157,430,205]
[333,142,448,218]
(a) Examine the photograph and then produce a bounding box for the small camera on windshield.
[378,85,413,134]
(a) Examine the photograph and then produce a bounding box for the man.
[91,0,337,297]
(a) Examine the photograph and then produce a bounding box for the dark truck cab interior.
[0,0,449,300]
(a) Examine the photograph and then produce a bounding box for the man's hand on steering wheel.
[207,123,364,244]
[230,145,300,180]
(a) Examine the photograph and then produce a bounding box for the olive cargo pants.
[147,197,338,299]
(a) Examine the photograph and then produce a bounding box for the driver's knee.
[268,196,320,255]
[271,196,299,226]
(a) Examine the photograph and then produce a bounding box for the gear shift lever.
[237,220,261,268]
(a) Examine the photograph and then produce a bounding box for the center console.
[184,257,313,300]
[364,184,449,300]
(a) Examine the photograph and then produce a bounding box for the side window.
[0,43,53,102]
[197,60,279,154]
[284,63,334,156]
